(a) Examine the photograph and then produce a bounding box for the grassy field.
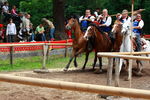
[0,53,95,72]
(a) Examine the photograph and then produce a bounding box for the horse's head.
[66,16,78,30]
[84,25,97,40]
[121,22,131,35]
[112,20,123,34]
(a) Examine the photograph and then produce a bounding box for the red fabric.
[144,35,150,39]
[0,24,3,28]
[66,30,72,39]
[0,39,73,52]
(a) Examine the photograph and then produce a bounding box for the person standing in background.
[6,19,16,42]
[42,18,55,41]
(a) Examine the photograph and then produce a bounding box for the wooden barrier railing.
[0,42,72,68]
[97,52,150,88]
[0,74,150,99]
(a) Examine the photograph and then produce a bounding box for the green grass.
[0,53,95,72]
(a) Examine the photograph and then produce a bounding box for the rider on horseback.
[116,9,131,24]
[133,14,144,51]
[79,9,95,32]
[97,9,112,33]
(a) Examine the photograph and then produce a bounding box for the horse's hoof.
[124,78,129,81]
[75,65,78,68]
[136,72,143,77]
[94,69,103,74]
[63,68,68,72]
[82,67,85,71]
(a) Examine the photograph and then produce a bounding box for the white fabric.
[6,23,16,35]
[97,15,112,26]
[2,5,9,13]
[94,11,98,17]
[79,15,95,22]
[103,16,112,26]
[119,15,131,24]
[22,18,30,29]
[138,20,144,28]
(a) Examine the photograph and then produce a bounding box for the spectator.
[2,1,9,14]
[35,24,46,41]
[2,1,11,22]
[42,18,55,41]
[0,24,4,40]
[6,19,16,42]
[79,9,95,32]
[11,5,18,16]
[29,23,35,42]
[21,14,31,34]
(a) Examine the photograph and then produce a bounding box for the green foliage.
[7,0,150,34]
[19,0,53,26]
[0,53,95,72]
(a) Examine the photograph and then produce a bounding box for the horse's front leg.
[98,57,103,72]
[93,52,97,70]
[74,56,78,68]
[136,60,143,75]
[82,52,90,70]
[63,50,76,71]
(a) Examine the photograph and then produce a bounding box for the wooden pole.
[99,52,150,55]
[115,58,120,87]
[107,58,113,86]
[128,59,133,88]
[0,43,72,47]
[10,46,13,66]
[97,53,150,61]
[42,44,49,69]
[0,74,150,99]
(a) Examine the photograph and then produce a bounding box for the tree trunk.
[53,0,67,40]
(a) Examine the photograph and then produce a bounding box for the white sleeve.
[94,12,98,17]
[79,16,83,23]
[138,20,144,28]
[90,16,95,22]
[127,17,131,23]
[104,17,112,27]
[14,24,17,35]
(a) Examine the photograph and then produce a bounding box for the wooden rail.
[0,74,149,99]
[97,52,150,88]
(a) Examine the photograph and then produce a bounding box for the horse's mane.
[68,15,79,23]
[89,23,105,34]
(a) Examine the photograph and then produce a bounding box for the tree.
[53,0,67,40]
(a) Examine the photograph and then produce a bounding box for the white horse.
[119,21,150,78]
[119,21,132,73]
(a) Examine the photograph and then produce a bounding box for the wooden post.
[10,46,13,66]
[107,58,113,86]
[42,44,49,69]
[115,58,120,87]
[128,59,133,88]
[64,40,68,57]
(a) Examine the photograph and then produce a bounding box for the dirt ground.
[0,61,150,100]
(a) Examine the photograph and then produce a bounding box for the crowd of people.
[0,1,145,52]
[79,8,144,51]
[0,1,56,43]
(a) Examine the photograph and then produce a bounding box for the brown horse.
[64,17,95,71]
[112,20,123,52]
[84,24,113,72]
